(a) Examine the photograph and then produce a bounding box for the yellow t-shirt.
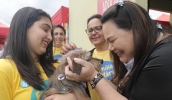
[0,59,49,100]
[88,49,114,100]
[53,47,62,60]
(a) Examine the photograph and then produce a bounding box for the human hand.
[44,93,77,100]
[61,42,82,54]
[65,57,98,82]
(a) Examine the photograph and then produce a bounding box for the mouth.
[91,37,99,41]
[56,39,62,43]
[42,40,49,48]
[116,51,122,57]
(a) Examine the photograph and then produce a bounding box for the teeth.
[42,41,48,45]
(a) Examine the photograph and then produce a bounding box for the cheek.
[88,35,92,40]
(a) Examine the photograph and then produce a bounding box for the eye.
[109,40,114,43]
[43,28,48,32]
[54,32,58,36]
[60,33,64,36]
[109,38,116,43]
[95,26,102,30]
[88,29,93,33]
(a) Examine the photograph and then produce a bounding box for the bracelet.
[90,73,103,89]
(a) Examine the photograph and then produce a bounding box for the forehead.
[54,27,64,32]
[102,20,116,39]
[88,18,102,28]
[38,16,52,29]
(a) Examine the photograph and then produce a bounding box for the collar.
[123,58,134,71]
[123,58,134,77]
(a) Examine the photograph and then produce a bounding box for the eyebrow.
[88,25,102,29]
[42,23,52,30]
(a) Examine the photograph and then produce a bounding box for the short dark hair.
[87,14,102,24]
[53,24,66,35]
[2,7,56,90]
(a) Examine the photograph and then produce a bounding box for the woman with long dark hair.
[0,7,56,100]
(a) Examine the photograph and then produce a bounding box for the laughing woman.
[64,1,172,100]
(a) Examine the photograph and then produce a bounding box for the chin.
[40,49,46,55]
[92,41,101,45]
[119,58,127,63]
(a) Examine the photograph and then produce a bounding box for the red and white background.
[98,0,129,15]
[149,9,171,28]
[97,0,171,28]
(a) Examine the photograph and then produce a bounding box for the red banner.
[98,0,128,15]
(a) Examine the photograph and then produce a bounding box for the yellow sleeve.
[0,60,13,100]
[53,60,60,68]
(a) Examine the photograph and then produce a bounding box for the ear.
[70,53,82,75]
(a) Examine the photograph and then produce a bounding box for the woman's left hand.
[44,93,77,100]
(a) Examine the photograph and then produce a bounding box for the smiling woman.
[53,24,66,60]
[0,7,57,100]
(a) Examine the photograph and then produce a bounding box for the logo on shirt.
[20,80,29,88]
[101,61,115,80]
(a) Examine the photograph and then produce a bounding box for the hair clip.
[119,0,124,6]
[75,49,80,53]
[58,74,65,80]
[157,23,162,29]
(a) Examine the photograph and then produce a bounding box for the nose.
[57,34,61,38]
[108,43,114,51]
[47,32,53,41]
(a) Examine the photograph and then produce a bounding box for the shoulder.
[0,59,17,74]
[149,36,172,61]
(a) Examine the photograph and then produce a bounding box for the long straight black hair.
[2,7,56,90]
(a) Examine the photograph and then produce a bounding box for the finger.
[66,57,73,70]
[61,45,70,54]
[73,58,88,67]
[65,65,75,80]
[70,42,77,49]
[77,47,82,50]
[44,95,53,100]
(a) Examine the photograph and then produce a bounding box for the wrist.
[89,72,103,89]
[89,71,98,82]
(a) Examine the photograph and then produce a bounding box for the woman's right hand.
[61,43,80,54]
[65,57,98,82]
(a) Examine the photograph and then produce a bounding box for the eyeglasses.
[85,25,102,35]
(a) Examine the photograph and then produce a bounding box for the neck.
[32,55,39,63]
[94,42,109,51]
[54,44,63,48]
[156,33,171,44]
[30,52,39,63]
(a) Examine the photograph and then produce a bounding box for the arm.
[65,57,127,100]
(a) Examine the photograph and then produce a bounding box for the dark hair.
[2,7,56,90]
[53,24,66,35]
[87,14,102,24]
[101,1,172,93]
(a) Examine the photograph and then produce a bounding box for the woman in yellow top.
[53,25,66,60]
[0,7,57,100]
